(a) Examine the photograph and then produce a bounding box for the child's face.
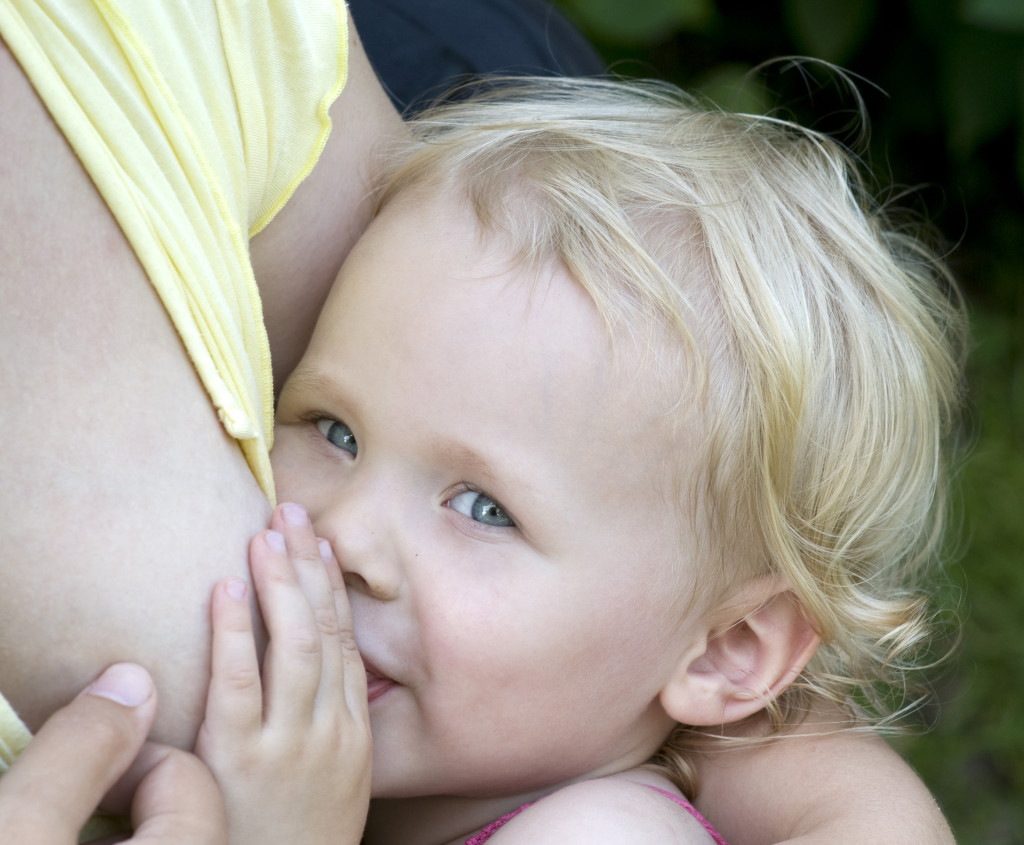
[272,190,707,800]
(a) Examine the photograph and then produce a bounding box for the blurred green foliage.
[552,1,1024,841]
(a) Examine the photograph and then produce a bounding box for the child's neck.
[364,790,550,845]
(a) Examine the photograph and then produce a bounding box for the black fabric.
[348,0,605,114]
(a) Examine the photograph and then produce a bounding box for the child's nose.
[316,481,401,603]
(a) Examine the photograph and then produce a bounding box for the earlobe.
[660,580,820,727]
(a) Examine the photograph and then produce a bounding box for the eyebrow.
[431,440,502,484]
[283,365,350,408]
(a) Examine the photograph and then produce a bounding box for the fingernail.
[87,663,152,707]
[281,503,307,525]
[225,578,248,600]
[265,530,286,552]
[319,539,333,562]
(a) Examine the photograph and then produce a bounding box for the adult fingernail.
[281,502,307,525]
[87,663,152,707]
[319,539,333,562]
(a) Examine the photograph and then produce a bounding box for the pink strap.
[644,786,730,845]
[464,803,533,845]
[465,785,729,844]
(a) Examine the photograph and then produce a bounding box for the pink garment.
[464,784,729,844]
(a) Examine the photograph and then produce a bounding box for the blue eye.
[449,490,515,527]
[315,418,357,457]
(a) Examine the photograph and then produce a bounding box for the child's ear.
[660,580,820,727]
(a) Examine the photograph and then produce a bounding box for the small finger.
[200,577,262,743]
[330,560,369,723]
[252,519,325,725]
[276,505,344,655]
[279,506,351,719]
[303,537,363,722]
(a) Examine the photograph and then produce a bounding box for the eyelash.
[299,410,344,431]
[299,411,351,445]
[445,484,518,531]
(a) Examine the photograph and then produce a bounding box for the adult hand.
[0,663,227,844]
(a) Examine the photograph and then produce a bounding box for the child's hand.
[195,503,370,845]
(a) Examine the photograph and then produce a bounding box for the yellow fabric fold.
[0,692,31,772]
[0,0,350,500]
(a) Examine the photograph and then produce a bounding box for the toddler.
[196,77,966,844]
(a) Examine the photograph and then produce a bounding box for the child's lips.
[362,658,396,704]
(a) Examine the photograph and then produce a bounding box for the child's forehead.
[364,186,701,393]
[361,187,555,315]
[353,191,599,351]
[333,185,700,442]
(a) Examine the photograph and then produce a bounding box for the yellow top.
[0,0,349,837]
[0,0,351,500]
[0,693,31,772]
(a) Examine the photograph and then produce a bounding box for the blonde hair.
[374,76,968,795]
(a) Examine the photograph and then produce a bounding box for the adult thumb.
[0,663,157,841]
